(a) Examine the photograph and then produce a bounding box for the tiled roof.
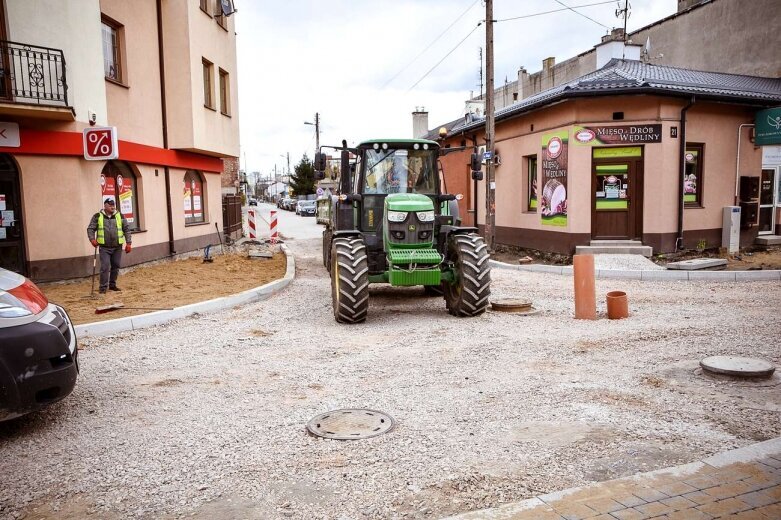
[445,59,781,135]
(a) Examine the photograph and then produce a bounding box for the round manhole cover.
[700,356,776,378]
[490,298,539,315]
[306,409,395,440]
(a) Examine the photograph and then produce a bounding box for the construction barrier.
[248,208,256,239]
[270,210,278,244]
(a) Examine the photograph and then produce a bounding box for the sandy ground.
[38,250,286,325]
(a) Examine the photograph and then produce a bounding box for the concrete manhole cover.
[490,298,540,315]
[306,409,395,440]
[700,356,776,378]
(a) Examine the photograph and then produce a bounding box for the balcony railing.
[0,40,68,107]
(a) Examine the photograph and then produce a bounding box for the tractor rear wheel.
[331,236,369,323]
[444,233,491,317]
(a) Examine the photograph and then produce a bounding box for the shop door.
[0,155,25,274]
[758,168,777,234]
[592,151,643,240]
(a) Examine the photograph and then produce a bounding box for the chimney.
[542,57,555,71]
[412,106,429,138]
[595,30,642,68]
[517,66,528,101]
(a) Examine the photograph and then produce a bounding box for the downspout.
[676,96,695,251]
[735,124,754,205]
[156,0,175,255]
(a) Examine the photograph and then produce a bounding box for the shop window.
[202,59,215,110]
[101,161,140,231]
[101,16,124,83]
[526,155,538,212]
[684,143,704,207]
[184,171,206,224]
[219,68,230,116]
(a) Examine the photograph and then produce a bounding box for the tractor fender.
[332,229,362,238]
[437,225,479,253]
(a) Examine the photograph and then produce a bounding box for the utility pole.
[484,0,496,251]
[286,151,291,176]
[315,112,320,150]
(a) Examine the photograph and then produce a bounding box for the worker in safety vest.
[87,198,132,294]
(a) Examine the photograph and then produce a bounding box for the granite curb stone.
[75,244,295,338]
[490,259,781,282]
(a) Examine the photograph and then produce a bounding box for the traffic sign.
[316,187,324,196]
[483,150,493,160]
[83,127,119,160]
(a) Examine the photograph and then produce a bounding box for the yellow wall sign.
[592,147,642,159]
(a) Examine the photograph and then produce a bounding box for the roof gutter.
[676,95,695,252]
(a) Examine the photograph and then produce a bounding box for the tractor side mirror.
[470,152,483,180]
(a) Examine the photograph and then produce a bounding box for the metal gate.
[222,194,242,239]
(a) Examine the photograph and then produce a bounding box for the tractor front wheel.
[331,237,369,323]
[444,233,491,317]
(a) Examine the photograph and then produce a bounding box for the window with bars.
[101,17,123,83]
[202,59,214,109]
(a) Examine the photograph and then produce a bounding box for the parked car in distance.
[298,200,317,216]
[248,197,258,206]
[0,267,78,421]
[282,198,296,211]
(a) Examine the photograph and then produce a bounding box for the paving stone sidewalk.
[449,438,781,519]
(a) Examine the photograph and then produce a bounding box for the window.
[684,143,704,207]
[184,171,206,224]
[219,68,230,115]
[202,59,214,109]
[216,1,228,29]
[199,0,210,14]
[101,17,123,83]
[101,162,140,231]
[526,155,538,212]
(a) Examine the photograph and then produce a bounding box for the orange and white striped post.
[248,209,256,239]
[270,210,278,244]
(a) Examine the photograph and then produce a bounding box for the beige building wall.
[163,1,240,158]
[6,0,107,126]
[100,0,164,147]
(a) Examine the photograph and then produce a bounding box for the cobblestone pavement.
[449,438,781,519]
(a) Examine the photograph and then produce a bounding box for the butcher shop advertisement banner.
[541,130,568,227]
[573,124,662,145]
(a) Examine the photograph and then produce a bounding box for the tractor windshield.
[363,148,437,195]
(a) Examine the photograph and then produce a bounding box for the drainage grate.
[306,408,395,440]
[490,298,540,315]
[700,356,776,378]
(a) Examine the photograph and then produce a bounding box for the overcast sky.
[236,0,676,181]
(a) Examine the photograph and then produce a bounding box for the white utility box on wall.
[722,206,741,253]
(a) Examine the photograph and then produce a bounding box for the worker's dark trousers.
[99,246,123,290]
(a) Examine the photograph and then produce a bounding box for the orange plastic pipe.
[573,254,597,320]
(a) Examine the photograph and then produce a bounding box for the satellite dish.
[218,0,236,17]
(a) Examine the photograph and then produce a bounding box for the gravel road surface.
[2,228,779,519]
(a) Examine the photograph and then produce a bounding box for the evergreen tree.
[289,154,316,196]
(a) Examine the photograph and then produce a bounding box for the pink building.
[0,0,240,280]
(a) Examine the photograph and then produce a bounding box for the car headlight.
[416,211,435,222]
[0,278,48,318]
[387,210,407,223]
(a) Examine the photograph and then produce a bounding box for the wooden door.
[591,151,643,240]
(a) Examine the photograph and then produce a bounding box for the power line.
[495,0,614,23]
[408,23,481,92]
[552,0,611,29]
[382,0,480,89]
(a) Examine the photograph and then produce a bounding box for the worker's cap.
[104,198,116,205]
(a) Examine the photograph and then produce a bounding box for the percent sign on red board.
[83,127,119,161]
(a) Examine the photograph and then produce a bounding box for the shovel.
[95,302,174,314]
[81,247,99,299]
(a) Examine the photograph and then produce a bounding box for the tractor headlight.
[387,210,407,223]
[416,211,435,222]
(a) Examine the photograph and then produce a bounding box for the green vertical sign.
[755,107,781,146]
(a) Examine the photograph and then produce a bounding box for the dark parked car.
[298,200,317,216]
[0,267,78,421]
[248,198,258,206]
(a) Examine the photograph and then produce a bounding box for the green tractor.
[315,138,490,323]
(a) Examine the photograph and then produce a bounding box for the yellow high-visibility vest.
[96,212,125,245]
